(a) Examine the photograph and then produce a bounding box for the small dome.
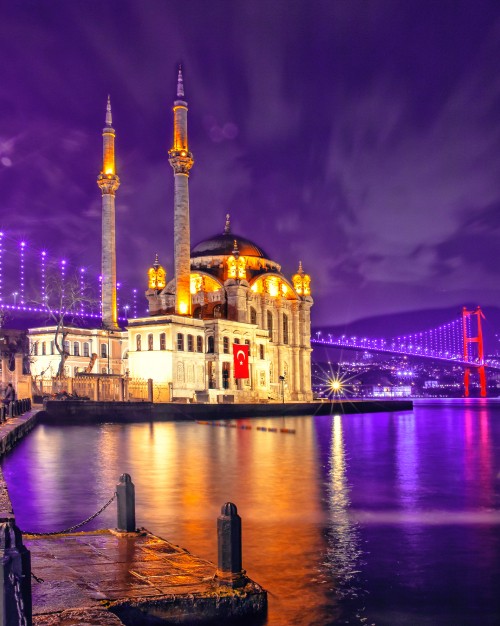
[191,233,269,259]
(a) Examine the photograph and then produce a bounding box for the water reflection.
[314,414,365,624]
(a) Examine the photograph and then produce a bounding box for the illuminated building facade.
[29,70,313,402]
[128,70,313,402]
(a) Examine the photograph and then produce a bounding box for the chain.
[22,492,117,536]
[8,570,28,626]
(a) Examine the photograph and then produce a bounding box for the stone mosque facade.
[30,69,313,403]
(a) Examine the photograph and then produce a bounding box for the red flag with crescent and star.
[233,344,249,379]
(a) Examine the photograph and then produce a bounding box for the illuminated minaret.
[168,66,194,316]
[97,95,120,329]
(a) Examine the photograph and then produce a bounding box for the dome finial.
[177,65,185,98]
[232,238,240,258]
[298,260,304,275]
[224,213,231,234]
[154,253,160,269]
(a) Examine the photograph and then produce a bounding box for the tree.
[38,268,98,377]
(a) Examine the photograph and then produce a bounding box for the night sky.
[2,0,500,328]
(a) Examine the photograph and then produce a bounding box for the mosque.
[29,69,313,403]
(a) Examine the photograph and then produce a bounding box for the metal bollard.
[0,519,32,626]
[116,474,136,532]
[216,502,246,587]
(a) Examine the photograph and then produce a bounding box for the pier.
[0,417,267,625]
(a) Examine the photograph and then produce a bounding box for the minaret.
[168,66,194,316]
[97,95,120,329]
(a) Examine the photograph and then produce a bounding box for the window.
[207,336,214,353]
[196,336,203,352]
[245,339,251,356]
[160,333,166,350]
[148,333,153,351]
[83,342,90,357]
[250,307,257,325]
[193,306,202,319]
[283,313,289,345]
[42,342,46,356]
[259,344,264,360]
[234,338,240,345]
[64,340,70,355]
[187,334,194,352]
[50,341,55,355]
[101,367,107,374]
[32,342,38,356]
[73,342,80,356]
[267,311,273,341]
[136,335,142,351]
[213,304,222,319]
[177,362,185,382]
[177,333,184,351]
[223,337,230,354]
[101,343,107,358]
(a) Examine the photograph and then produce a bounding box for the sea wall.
[41,398,413,423]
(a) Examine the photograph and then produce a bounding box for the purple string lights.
[19,241,26,304]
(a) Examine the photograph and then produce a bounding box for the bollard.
[147,378,153,402]
[0,519,32,626]
[216,502,246,587]
[0,405,4,422]
[116,474,136,532]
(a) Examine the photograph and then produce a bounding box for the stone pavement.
[27,528,266,625]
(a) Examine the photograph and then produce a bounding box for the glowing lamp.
[179,301,188,315]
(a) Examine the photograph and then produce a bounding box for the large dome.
[191,233,269,259]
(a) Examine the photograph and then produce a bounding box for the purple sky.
[2,0,500,326]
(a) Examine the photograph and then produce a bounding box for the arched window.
[64,340,70,355]
[196,336,203,352]
[177,362,185,382]
[148,334,154,351]
[250,307,257,325]
[193,306,202,319]
[267,311,273,342]
[187,334,194,352]
[207,336,214,353]
[283,313,289,345]
[73,342,80,356]
[259,344,264,360]
[213,304,222,319]
[32,342,38,356]
[223,337,230,354]
[160,333,166,350]
[136,335,141,351]
[83,342,90,357]
[245,339,251,356]
[100,343,107,358]
[177,333,184,351]
[42,342,46,356]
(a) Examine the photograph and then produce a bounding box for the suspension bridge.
[312,307,493,397]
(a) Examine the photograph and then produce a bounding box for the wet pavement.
[27,528,266,625]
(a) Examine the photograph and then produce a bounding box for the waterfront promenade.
[0,410,267,625]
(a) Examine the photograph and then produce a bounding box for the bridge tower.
[462,306,486,397]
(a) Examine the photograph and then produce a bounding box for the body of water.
[2,399,500,625]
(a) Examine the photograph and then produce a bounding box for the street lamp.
[279,375,285,404]
[12,291,18,306]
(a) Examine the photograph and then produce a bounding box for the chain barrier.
[8,570,28,626]
[22,492,117,536]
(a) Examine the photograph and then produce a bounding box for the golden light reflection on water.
[323,415,363,603]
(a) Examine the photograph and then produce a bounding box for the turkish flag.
[233,344,249,379]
